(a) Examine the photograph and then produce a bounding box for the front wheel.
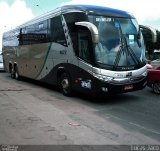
[152,82,160,94]
[59,73,72,96]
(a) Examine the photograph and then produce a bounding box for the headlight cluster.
[92,70,147,83]
[93,73,113,82]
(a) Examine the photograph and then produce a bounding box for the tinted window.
[64,12,87,54]
[78,30,92,62]
[3,30,19,47]
[20,20,48,45]
[49,16,66,46]
[4,16,67,46]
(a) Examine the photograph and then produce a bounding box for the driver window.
[78,31,91,62]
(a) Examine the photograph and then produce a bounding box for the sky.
[0,0,160,50]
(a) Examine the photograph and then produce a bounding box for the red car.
[147,66,160,94]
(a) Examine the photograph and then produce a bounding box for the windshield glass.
[88,15,145,67]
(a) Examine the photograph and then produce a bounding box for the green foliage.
[154,30,160,49]
[141,28,154,54]
[141,28,160,55]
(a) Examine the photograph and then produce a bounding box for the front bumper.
[94,76,147,94]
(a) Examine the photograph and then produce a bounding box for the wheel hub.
[61,78,69,90]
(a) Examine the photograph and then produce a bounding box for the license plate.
[124,85,133,90]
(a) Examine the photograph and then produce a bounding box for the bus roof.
[3,4,135,33]
[61,4,135,18]
[28,4,135,25]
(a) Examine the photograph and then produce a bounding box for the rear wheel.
[152,82,160,94]
[15,66,20,80]
[59,73,72,96]
[11,67,15,79]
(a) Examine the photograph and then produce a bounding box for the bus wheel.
[11,67,15,79]
[59,73,72,96]
[15,66,20,80]
[152,82,160,94]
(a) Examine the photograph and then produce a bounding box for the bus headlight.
[93,73,113,82]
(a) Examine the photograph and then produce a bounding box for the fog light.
[102,87,108,92]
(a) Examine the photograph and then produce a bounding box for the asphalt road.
[0,71,160,145]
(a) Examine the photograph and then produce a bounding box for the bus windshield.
[88,15,145,67]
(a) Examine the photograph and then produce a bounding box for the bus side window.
[50,16,67,46]
[78,31,91,62]
[63,12,87,55]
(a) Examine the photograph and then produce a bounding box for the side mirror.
[75,21,99,44]
[140,25,157,43]
[137,28,142,47]
[137,27,141,39]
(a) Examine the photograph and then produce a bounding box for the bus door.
[77,29,94,91]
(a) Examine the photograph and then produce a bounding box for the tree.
[141,28,154,60]
[141,27,160,60]
[154,30,160,50]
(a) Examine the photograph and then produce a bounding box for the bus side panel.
[18,43,51,79]
[2,46,16,72]
[39,63,97,95]
[38,62,147,95]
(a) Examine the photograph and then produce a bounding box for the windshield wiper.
[113,44,125,70]
[113,20,141,69]
[123,35,141,65]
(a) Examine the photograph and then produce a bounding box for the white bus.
[2,5,149,96]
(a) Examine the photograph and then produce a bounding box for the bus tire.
[15,66,21,80]
[11,67,15,79]
[59,73,72,96]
